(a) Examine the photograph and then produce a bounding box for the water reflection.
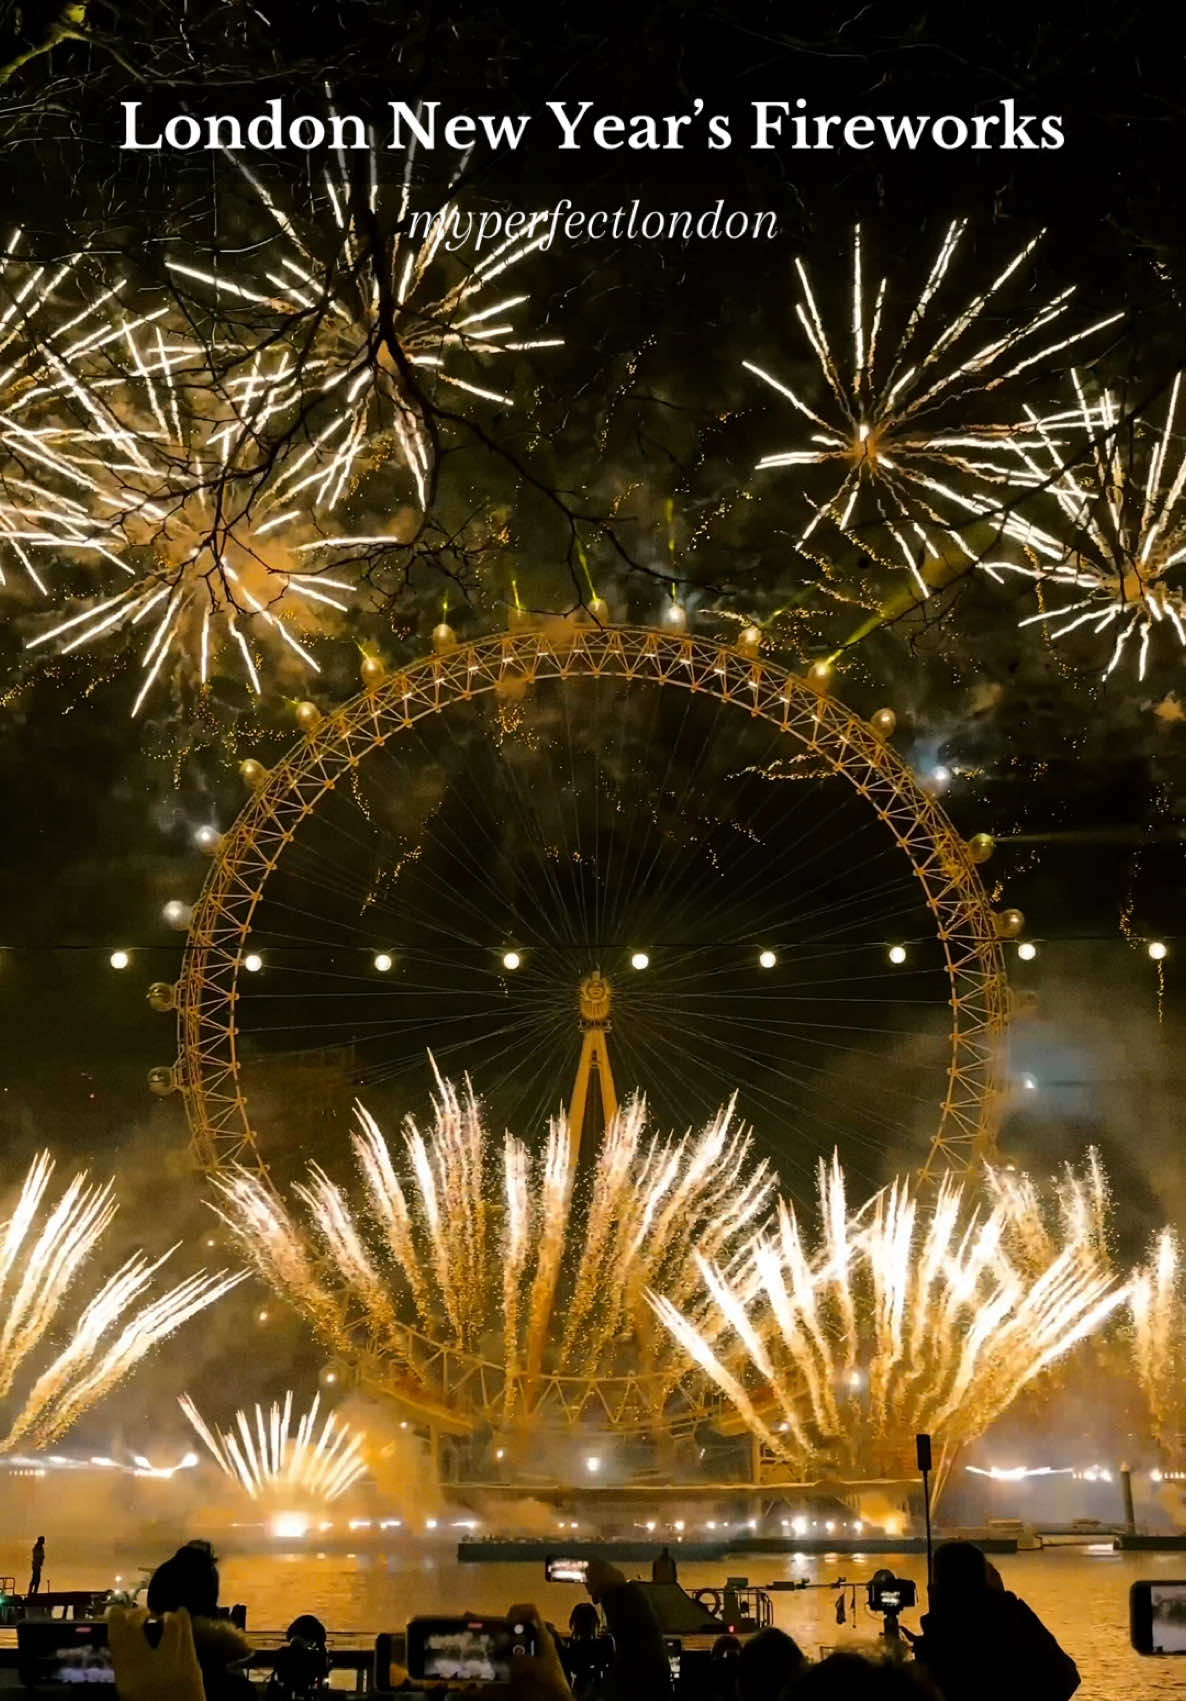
[5,1542,1186,1697]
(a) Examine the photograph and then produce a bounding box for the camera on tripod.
[866,1570,917,1618]
[266,1614,332,1698]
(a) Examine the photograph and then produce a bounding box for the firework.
[24,332,359,713]
[984,374,1186,679]
[213,1071,773,1429]
[0,1153,243,1452]
[1129,1227,1183,1455]
[745,223,1119,594]
[650,1153,1128,1493]
[0,229,170,596]
[165,109,562,512]
[179,1389,367,1503]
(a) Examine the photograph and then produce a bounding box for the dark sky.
[0,1,1183,1434]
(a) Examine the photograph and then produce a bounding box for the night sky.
[0,1,1182,1443]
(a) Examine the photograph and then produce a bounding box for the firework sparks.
[1129,1227,1183,1455]
[0,229,170,597]
[650,1153,1128,1493]
[166,108,561,512]
[213,1070,773,1429]
[745,223,1120,594]
[984,374,1186,679]
[0,1153,244,1452]
[179,1390,367,1503]
[24,331,359,713]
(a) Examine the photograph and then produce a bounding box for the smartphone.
[545,1556,590,1583]
[17,1619,116,1686]
[665,1636,682,1679]
[1131,1580,1186,1653]
[405,1615,537,1683]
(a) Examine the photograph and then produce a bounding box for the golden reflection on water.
[5,1543,1186,1697]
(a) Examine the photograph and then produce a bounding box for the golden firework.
[1130,1227,1184,1455]
[166,116,561,511]
[988,373,1186,678]
[650,1153,1128,1494]
[0,1153,244,1451]
[25,335,358,713]
[212,1071,774,1433]
[746,223,1119,591]
[179,1389,367,1503]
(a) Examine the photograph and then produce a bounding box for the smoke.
[1001,944,1180,1249]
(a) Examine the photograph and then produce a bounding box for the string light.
[373,952,393,973]
[888,945,907,965]
[1149,941,1169,961]
[243,953,263,973]
[109,950,130,970]
[501,950,521,971]
[630,951,650,971]
[759,949,778,969]
[1018,942,1038,962]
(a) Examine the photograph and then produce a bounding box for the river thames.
[3,1539,1185,1696]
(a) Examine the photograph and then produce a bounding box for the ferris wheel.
[156,622,1012,1190]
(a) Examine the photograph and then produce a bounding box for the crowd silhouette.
[87,1536,1080,1699]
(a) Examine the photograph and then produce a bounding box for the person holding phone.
[506,1605,577,1701]
[145,1540,254,1701]
[108,1605,207,1701]
[911,1540,1079,1701]
[582,1557,673,1700]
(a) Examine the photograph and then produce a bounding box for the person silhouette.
[28,1537,45,1597]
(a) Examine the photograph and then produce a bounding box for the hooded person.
[737,1626,807,1700]
[912,1540,1079,1701]
[145,1541,254,1701]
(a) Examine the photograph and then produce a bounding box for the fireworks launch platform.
[457,1534,1021,1563]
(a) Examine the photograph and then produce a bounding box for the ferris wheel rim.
[172,622,1010,1186]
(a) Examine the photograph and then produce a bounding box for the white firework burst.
[179,1389,367,1504]
[745,222,1120,595]
[165,106,562,512]
[987,372,1186,680]
[25,330,359,714]
[0,229,167,595]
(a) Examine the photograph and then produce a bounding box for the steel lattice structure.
[169,622,1009,1434]
[344,1328,733,1438]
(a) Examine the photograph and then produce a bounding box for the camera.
[1131,1580,1186,1655]
[405,1615,537,1684]
[266,1613,331,1697]
[866,1571,918,1615]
